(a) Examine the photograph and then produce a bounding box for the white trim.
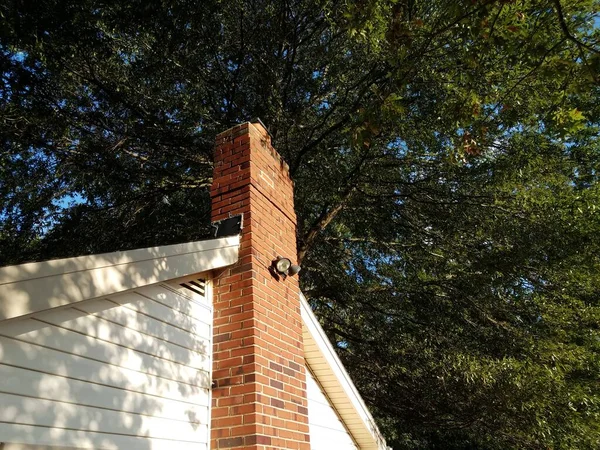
[0,236,240,322]
[301,293,388,450]
[0,445,89,450]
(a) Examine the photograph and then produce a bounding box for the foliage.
[1,0,599,448]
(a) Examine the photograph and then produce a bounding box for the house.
[0,122,388,450]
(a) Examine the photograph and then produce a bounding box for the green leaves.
[1,0,600,448]
[553,107,587,135]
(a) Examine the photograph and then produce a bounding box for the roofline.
[300,292,388,450]
[0,235,240,322]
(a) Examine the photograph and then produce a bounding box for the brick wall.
[210,122,310,449]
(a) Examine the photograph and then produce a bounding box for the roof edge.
[300,292,388,450]
[0,236,240,322]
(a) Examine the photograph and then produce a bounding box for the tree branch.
[297,185,355,264]
[553,0,600,55]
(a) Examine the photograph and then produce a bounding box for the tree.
[1,0,599,448]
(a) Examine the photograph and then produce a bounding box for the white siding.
[0,278,212,450]
[306,366,358,450]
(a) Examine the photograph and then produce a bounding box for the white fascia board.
[300,293,388,450]
[0,236,240,322]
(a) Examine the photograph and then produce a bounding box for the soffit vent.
[179,278,206,297]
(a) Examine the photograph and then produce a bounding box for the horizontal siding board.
[77,300,208,354]
[0,278,212,450]
[0,364,208,424]
[1,321,209,383]
[0,337,211,402]
[308,403,344,428]
[309,427,357,450]
[0,317,49,337]
[139,284,210,318]
[0,423,207,450]
[0,392,208,442]
[30,307,210,371]
[0,444,90,450]
[108,292,210,338]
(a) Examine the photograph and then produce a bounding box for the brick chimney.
[210,122,310,449]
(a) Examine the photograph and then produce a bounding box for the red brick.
[211,122,309,450]
[213,416,243,428]
[230,425,256,437]
[218,437,244,448]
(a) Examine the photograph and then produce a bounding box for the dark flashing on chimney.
[211,213,244,237]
